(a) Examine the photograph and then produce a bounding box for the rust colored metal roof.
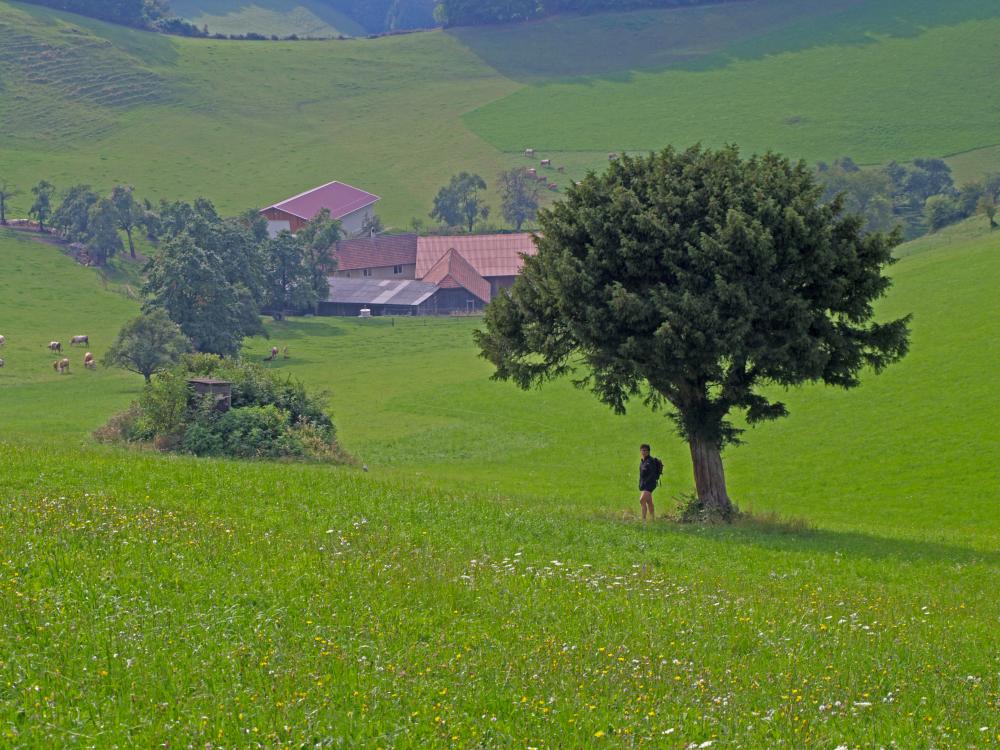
[263,181,380,221]
[336,233,418,271]
[415,233,538,278]
[421,248,491,303]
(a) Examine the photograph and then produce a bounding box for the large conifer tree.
[475,145,911,518]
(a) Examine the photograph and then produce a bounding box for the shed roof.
[326,278,438,307]
[336,233,417,271]
[421,248,491,303]
[263,181,380,222]
[415,233,538,278]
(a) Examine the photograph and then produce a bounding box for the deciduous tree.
[296,208,342,302]
[143,232,255,356]
[103,309,190,382]
[498,167,541,230]
[110,185,141,258]
[0,180,18,225]
[476,145,910,519]
[430,172,490,232]
[262,232,318,320]
[51,184,99,241]
[86,198,124,265]
[29,180,55,232]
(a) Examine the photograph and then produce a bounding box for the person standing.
[638,443,663,520]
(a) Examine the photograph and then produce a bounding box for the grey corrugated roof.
[326,277,439,306]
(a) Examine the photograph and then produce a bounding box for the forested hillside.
[20,0,437,34]
[436,0,742,27]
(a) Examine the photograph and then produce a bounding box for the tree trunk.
[126,227,136,258]
[688,435,735,519]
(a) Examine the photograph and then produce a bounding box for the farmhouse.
[415,233,536,298]
[260,181,380,238]
[326,232,537,316]
[335,233,418,279]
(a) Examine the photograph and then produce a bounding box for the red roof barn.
[260,181,380,237]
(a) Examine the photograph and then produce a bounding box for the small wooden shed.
[187,377,232,411]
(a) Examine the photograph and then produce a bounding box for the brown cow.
[265,346,278,362]
[70,334,89,346]
[53,358,70,374]
[282,346,290,359]
[540,159,552,167]
[84,352,96,369]
[48,341,62,353]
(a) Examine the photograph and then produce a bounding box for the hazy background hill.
[2,0,998,226]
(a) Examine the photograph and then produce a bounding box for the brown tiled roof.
[415,233,538,278]
[263,181,380,221]
[335,233,417,272]
[421,248,491,303]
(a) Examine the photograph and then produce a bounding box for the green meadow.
[2,0,1000,744]
[170,0,365,37]
[1,0,999,228]
[2,214,999,746]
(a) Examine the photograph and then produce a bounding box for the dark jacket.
[639,455,659,492]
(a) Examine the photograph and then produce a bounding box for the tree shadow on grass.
[639,514,1000,568]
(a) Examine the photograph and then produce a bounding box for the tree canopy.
[430,172,490,232]
[475,145,910,519]
[498,168,542,231]
[142,199,264,356]
[103,309,191,382]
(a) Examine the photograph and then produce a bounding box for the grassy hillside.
[1,221,999,746]
[1,0,999,228]
[170,0,365,37]
[464,4,1000,163]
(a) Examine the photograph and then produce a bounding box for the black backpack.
[652,457,664,484]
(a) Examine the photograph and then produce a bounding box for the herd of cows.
[0,334,94,373]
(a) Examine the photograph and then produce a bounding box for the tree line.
[815,157,999,238]
[17,0,437,36]
[433,0,735,27]
[17,0,203,35]
[418,168,543,234]
[7,178,342,359]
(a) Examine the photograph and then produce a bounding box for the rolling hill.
[1,0,999,229]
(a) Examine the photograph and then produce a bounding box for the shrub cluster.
[95,354,348,462]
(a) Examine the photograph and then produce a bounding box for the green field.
[170,0,364,37]
[2,1,1000,743]
[1,0,999,227]
[2,216,999,745]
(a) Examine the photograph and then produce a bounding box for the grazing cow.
[540,159,552,167]
[53,358,70,374]
[557,166,565,173]
[282,346,290,359]
[527,168,537,176]
[48,341,62,353]
[266,345,278,362]
[524,148,535,157]
[0,334,5,346]
[84,352,96,369]
[608,152,619,161]
[70,334,89,346]
[0,358,4,368]
[548,183,559,191]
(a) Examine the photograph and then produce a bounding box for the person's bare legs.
[640,490,654,520]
